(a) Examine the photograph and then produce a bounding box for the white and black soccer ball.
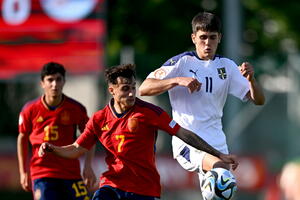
[201,168,237,200]
[201,170,216,200]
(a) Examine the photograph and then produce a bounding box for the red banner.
[0,0,106,79]
[0,154,268,192]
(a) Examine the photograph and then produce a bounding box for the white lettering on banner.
[1,0,98,25]
[2,0,31,25]
[40,0,97,23]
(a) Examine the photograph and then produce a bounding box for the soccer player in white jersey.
[139,11,265,195]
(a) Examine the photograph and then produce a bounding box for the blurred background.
[0,0,300,199]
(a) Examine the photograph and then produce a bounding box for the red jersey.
[76,98,180,197]
[19,95,89,181]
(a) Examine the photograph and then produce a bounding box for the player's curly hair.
[41,62,66,80]
[191,11,221,33]
[105,64,136,84]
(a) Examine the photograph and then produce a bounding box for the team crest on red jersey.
[60,111,70,124]
[128,117,139,133]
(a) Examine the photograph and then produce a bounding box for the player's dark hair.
[105,64,136,84]
[41,62,66,80]
[191,12,221,33]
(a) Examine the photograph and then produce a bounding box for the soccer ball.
[201,168,237,200]
[201,170,216,200]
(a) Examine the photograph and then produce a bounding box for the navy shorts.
[33,178,90,200]
[92,185,157,200]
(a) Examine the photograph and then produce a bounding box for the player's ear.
[40,80,45,89]
[108,86,114,95]
[191,33,196,44]
[218,33,222,43]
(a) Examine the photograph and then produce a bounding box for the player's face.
[110,77,136,112]
[191,30,221,60]
[40,73,65,98]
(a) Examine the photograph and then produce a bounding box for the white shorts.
[175,145,207,185]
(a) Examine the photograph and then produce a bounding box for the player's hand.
[219,153,239,170]
[239,62,254,81]
[177,77,202,93]
[20,171,32,191]
[83,164,97,192]
[38,142,53,157]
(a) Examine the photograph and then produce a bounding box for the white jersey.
[146,51,250,157]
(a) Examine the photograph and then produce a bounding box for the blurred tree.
[238,0,299,79]
[0,80,38,137]
[241,0,299,58]
[106,0,299,77]
[106,0,223,77]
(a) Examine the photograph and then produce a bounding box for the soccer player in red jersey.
[17,62,96,200]
[38,64,238,200]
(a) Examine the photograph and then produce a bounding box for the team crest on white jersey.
[217,67,227,80]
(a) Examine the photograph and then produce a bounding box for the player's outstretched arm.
[175,127,238,169]
[38,142,88,159]
[139,77,201,96]
[139,78,178,96]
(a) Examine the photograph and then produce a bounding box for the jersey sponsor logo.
[217,67,227,80]
[169,120,177,128]
[101,123,109,131]
[189,69,199,78]
[169,58,176,65]
[154,68,167,79]
[36,116,44,123]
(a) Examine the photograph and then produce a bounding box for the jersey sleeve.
[152,111,180,136]
[146,56,184,80]
[76,116,98,150]
[228,61,250,101]
[18,105,32,136]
